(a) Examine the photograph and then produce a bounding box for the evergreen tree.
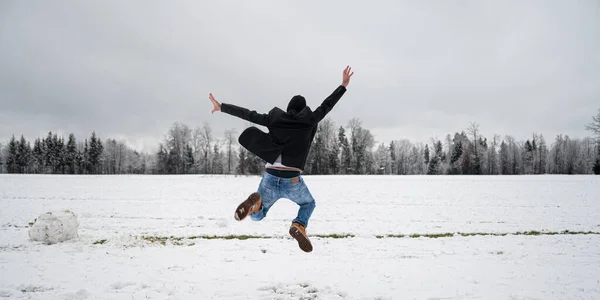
[594,145,600,175]
[61,136,68,173]
[389,141,397,174]
[237,146,247,175]
[427,155,439,175]
[426,140,444,175]
[66,134,78,174]
[245,152,263,175]
[6,135,18,173]
[32,138,44,173]
[212,144,223,174]
[155,144,168,174]
[450,140,463,174]
[309,128,326,175]
[89,132,103,174]
[430,140,445,174]
[81,139,90,174]
[44,132,55,173]
[329,139,340,174]
[435,140,446,165]
[185,145,195,174]
[449,132,469,174]
[524,140,534,174]
[424,144,430,165]
[17,135,32,173]
[468,122,482,174]
[338,126,351,174]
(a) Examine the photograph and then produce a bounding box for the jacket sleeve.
[312,85,347,123]
[220,103,270,126]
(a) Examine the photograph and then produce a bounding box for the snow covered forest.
[2,111,600,175]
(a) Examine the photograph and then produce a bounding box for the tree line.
[0,131,149,174]
[2,109,599,175]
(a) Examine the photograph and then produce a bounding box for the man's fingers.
[343,66,352,77]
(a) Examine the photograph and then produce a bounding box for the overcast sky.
[1,1,599,152]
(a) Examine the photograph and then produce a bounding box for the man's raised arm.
[209,93,269,126]
[313,66,354,123]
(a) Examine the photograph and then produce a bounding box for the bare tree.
[200,122,213,173]
[488,134,500,174]
[164,122,192,173]
[585,108,600,139]
[467,121,482,174]
[224,129,237,174]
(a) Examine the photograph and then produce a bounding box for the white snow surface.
[28,210,79,244]
[1,174,600,299]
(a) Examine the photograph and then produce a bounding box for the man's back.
[220,85,347,170]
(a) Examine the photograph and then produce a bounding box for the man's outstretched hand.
[209,93,221,114]
[341,65,354,88]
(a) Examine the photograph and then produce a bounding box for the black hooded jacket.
[220,85,347,171]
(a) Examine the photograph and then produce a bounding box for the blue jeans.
[250,171,316,227]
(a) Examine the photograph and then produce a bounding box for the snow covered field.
[1,174,599,300]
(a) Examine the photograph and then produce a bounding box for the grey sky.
[1,1,599,152]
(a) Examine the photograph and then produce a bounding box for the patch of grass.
[380,230,600,239]
[132,230,600,246]
[190,235,270,240]
[407,232,454,238]
[313,234,354,239]
[561,230,596,235]
[93,239,107,245]
[516,230,542,236]
[459,232,507,237]
[385,234,405,238]
[490,251,504,255]
[141,236,168,245]
[424,232,454,238]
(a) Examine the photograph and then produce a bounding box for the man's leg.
[249,175,279,221]
[284,176,316,252]
[234,172,279,221]
[290,177,316,227]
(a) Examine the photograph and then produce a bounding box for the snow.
[1,174,600,299]
[28,210,79,244]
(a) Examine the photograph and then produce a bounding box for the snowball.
[28,210,79,244]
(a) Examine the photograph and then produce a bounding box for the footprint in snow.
[110,282,136,290]
[17,284,53,293]
[258,282,347,299]
[0,290,12,298]
[62,289,89,300]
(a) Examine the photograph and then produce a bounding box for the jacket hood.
[287,95,306,114]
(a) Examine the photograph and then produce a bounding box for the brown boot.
[234,192,262,221]
[289,222,313,252]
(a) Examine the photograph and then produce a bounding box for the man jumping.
[209,66,354,252]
